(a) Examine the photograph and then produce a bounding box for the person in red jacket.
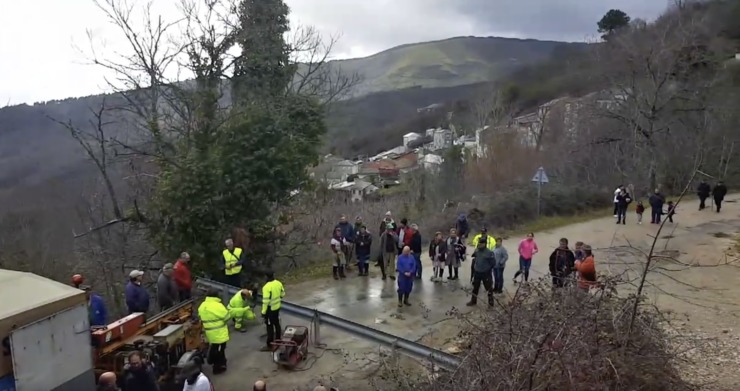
[173,252,193,300]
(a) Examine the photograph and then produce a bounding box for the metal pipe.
[194,278,461,371]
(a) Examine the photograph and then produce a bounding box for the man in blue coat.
[396,246,417,307]
[125,270,150,315]
[83,286,108,327]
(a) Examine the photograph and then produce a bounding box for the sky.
[0,0,668,105]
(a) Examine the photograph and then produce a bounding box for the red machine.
[271,326,309,369]
[91,313,146,348]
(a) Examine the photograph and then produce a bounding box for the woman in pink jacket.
[514,232,538,283]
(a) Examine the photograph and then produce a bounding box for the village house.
[329,179,379,202]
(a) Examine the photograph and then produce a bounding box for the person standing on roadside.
[455,214,470,240]
[335,215,356,270]
[467,239,495,307]
[492,237,508,293]
[396,246,417,307]
[377,212,397,268]
[221,238,245,287]
[514,233,538,284]
[575,245,597,291]
[355,225,372,276]
[330,227,347,280]
[616,189,632,225]
[445,228,465,280]
[173,252,193,301]
[549,238,575,288]
[648,189,665,224]
[697,180,711,210]
[125,270,150,315]
[409,224,423,279]
[613,185,623,218]
[713,181,728,213]
[429,232,447,282]
[156,263,179,311]
[378,224,398,281]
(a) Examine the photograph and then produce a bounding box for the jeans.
[650,207,661,223]
[413,253,422,278]
[492,267,505,292]
[514,256,531,282]
[616,205,627,222]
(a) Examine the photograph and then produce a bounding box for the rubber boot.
[466,295,477,306]
[339,265,346,279]
[397,292,403,307]
[403,293,411,306]
[332,266,338,280]
[447,265,453,280]
[454,267,459,280]
[487,292,494,307]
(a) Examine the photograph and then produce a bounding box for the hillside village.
[315,87,630,202]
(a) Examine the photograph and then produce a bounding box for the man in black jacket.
[409,224,423,279]
[355,226,372,276]
[549,238,576,288]
[648,189,665,224]
[120,351,158,391]
[467,240,495,307]
[713,181,728,213]
[697,180,711,210]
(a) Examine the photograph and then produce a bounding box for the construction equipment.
[93,299,206,390]
[271,325,310,369]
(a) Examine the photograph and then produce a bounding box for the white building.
[403,132,421,148]
[333,160,360,176]
[329,180,379,202]
[432,128,454,150]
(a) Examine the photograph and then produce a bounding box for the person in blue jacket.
[83,286,108,327]
[455,214,470,239]
[396,246,417,307]
[125,270,150,315]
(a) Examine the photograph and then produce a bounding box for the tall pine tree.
[232,0,294,105]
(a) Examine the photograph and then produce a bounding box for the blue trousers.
[492,267,505,291]
[413,253,422,278]
[397,274,414,294]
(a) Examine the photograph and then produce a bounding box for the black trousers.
[179,289,192,301]
[552,272,566,288]
[616,205,627,222]
[715,198,723,212]
[207,342,227,369]
[471,271,493,304]
[224,273,241,288]
[699,195,707,209]
[265,309,282,347]
[613,202,618,215]
[650,207,661,223]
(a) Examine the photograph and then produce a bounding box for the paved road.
[212,194,740,390]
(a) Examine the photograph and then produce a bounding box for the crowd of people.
[611,180,728,225]
[327,211,603,308]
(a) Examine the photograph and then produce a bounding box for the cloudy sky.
[0,0,667,105]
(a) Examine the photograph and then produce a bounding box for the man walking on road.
[697,180,711,210]
[467,239,495,307]
[713,181,728,213]
[260,271,285,352]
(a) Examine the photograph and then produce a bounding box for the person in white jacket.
[180,359,213,391]
[613,185,623,217]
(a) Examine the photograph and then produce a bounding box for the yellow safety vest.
[228,290,248,309]
[223,247,243,275]
[472,234,496,250]
[198,297,231,344]
[261,280,285,315]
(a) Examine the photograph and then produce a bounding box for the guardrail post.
[312,309,321,347]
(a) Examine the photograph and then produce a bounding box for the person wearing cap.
[574,245,597,290]
[228,288,255,332]
[467,238,495,307]
[179,357,213,391]
[83,286,108,327]
[221,238,246,288]
[198,288,231,374]
[260,271,285,351]
[471,226,496,250]
[378,211,397,236]
[125,270,150,315]
[173,252,193,301]
[355,224,372,276]
[157,263,179,311]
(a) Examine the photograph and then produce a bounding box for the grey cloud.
[287,0,669,57]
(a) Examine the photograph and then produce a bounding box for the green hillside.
[332,36,586,95]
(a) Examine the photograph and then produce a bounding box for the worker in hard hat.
[260,271,285,351]
[198,288,231,374]
[228,288,255,332]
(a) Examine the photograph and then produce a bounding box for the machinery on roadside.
[92,299,207,390]
[271,325,310,369]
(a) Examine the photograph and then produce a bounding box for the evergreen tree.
[232,0,294,105]
[597,9,631,40]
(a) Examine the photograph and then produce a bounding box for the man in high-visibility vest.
[259,271,285,352]
[471,227,496,250]
[198,288,231,374]
[221,238,245,288]
[228,288,255,332]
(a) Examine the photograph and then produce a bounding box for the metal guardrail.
[194,278,462,371]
